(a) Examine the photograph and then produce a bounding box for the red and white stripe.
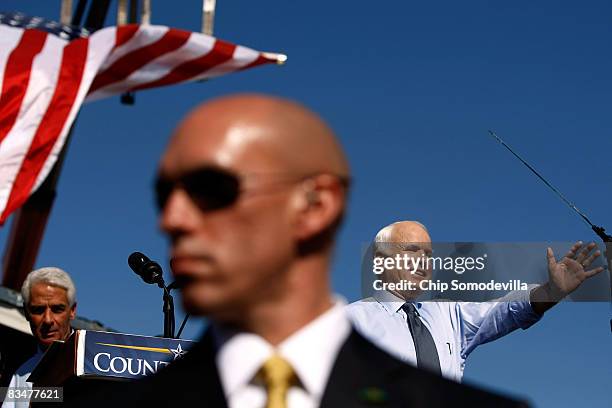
[0,24,281,223]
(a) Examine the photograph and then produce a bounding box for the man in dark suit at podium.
[93,94,529,407]
[3,267,77,408]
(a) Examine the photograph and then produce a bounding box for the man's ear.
[69,302,77,321]
[293,175,345,241]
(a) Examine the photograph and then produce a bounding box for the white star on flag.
[169,343,187,360]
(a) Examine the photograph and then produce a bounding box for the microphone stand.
[129,251,188,338]
[161,284,175,338]
[160,281,190,338]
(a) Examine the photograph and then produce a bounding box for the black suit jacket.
[75,328,529,407]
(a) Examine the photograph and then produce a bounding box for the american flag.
[0,12,283,223]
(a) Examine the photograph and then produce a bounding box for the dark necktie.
[401,303,441,374]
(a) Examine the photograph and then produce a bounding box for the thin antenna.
[488,130,612,242]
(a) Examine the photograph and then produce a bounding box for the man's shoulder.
[330,326,406,371]
[346,297,457,314]
[345,297,380,315]
[349,296,376,304]
[322,329,528,408]
[344,297,384,330]
[12,350,43,379]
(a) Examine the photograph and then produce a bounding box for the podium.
[28,330,195,405]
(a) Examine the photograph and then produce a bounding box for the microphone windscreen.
[128,251,149,276]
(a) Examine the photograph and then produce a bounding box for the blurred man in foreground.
[2,267,76,408]
[100,94,529,407]
[348,221,605,381]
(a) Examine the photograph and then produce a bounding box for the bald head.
[162,93,349,179]
[158,94,350,326]
[375,221,430,250]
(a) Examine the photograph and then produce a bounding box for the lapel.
[320,329,407,408]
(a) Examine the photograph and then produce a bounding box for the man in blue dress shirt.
[347,221,605,382]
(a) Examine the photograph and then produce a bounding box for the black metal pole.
[176,314,190,339]
[162,286,175,338]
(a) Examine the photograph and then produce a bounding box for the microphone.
[128,252,164,286]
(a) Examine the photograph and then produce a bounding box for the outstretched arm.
[530,241,605,315]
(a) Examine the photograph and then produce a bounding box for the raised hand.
[546,241,606,300]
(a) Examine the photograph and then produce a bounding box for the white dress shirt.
[346,289,541,382]
[2,348,44,408]
[213,299,351,408]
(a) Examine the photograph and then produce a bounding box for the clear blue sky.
[1,1,611,407]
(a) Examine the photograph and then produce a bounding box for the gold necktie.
[259,354,296,408]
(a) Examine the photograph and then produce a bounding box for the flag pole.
[1,0,111,290]
[117,0,128,25]
[119,0,140,105]
[141,0,151,25]
[202,0,216,35]
[60,0,73,25]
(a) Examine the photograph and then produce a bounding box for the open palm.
[546,241,605,298]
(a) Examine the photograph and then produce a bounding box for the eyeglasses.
[154,166,350,212]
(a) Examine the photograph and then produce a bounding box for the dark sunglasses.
[155,167,243,212]
[155,167,350,212]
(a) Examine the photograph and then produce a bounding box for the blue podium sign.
[79,330,195,380]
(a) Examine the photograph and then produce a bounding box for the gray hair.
[21,267,76,307]
[373,220,429,255]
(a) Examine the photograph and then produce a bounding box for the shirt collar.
[279,297,350,398]
[373,290,421,315]
[213,327,272,398]
[213,296,351,400]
